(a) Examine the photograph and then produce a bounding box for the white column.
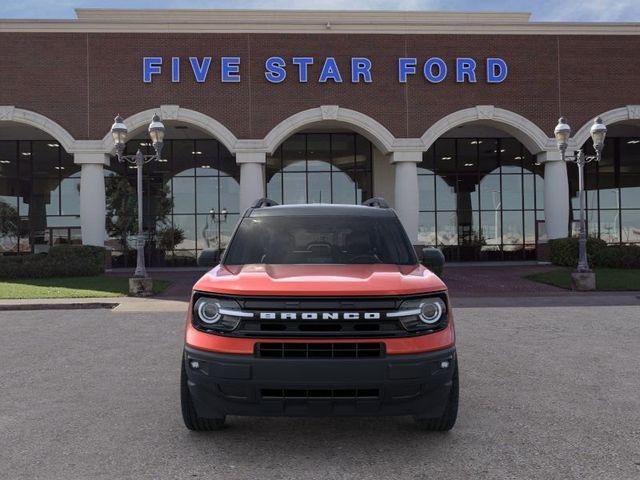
[391,151,421,243]
[75,153,109,246]
[539,151,569,239]
[237,151,266,212]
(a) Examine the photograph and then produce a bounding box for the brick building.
[1,9,639,265]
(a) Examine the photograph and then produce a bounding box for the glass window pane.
[479,175,501,211]
[419,148,434,174]
[0,141,18,177]
[220,176,239,213]
[355,134,371,171]
[502,175,523,210]
[195,177,219,214]
[331,134,355,172]
[456,176,479,210]
[308,172,331,203]
[197,213,219,251]
[332,171,356,205]
[172,177,195,214]
[266,172,283,204]
[620,138,640,174]
[173,140,195,176]
[478,139,499,174]
[437,211,457,245]
[482,209,502,246]
[307,134,331,171]
[535,174,544,211]
[61,151,79,177]
[457,138,479,172]
[418,211,436,246]
[435,139,456,175]
[0,178,18,208]
[194,140,219,175]
[500,138,522,174]
[599,210,620,243]
[621,210,640,243]
[19,141,32,178]
[60,176,80,215]
[32,141,59,177]
[32,178,59,216]
[620,175,640,208]
[172,215,196,250]
[266,147,282,180]
[457,210,480,244]
[419,175,435,211]
[353,170,372,204]
[502,211,523,246]
[282,135,305,172]
[436,175,456,210]
[523,174,535,210]
[524,210,536,244]
[282,172,306,204]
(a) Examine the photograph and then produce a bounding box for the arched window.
[266,133,373,205]
[418,137,544,261]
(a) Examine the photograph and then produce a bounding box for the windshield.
[223,214,417,265]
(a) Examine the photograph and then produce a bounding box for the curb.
[0,302,120,312]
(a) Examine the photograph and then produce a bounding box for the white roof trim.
[0,9,639,34]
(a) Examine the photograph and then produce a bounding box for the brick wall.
[1,32,639,142]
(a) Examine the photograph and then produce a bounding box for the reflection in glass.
[265,133,372,206]
[621,211,640,243]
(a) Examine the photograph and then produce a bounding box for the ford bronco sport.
[181,198,458,431]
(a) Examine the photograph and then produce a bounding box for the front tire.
[181,362,226,431]
[414,363,459,431]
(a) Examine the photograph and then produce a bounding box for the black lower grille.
[261,388,380,399]
[256,342,384,359]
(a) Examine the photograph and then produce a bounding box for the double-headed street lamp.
[110,114,166,278]
[553,116,607,275]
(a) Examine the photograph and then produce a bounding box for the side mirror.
[197,249,221,267]
[421,247,445,277]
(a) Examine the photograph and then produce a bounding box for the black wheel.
[414,363,459,431]
[181,362,226,431]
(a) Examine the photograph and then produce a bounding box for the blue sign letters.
[143,56,508,84]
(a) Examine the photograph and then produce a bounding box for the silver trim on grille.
[386,309,421,318]
[218,308,255,318]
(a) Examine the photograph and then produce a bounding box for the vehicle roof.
[247,203,396,218]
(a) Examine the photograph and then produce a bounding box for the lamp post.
[553,116,607,287]
[110,114,165,281]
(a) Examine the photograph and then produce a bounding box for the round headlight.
[419,299,445,324]
[196,298,221,324]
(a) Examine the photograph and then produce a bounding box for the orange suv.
[181,198,457,430]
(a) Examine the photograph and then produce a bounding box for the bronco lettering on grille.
[258,312,381,320]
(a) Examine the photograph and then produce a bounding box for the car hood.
[192,264,446,296]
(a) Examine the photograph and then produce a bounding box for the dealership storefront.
[1,9,640,266]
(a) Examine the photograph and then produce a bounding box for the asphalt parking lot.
[1,305,639,480]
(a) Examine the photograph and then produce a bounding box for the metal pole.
[576,150,590,273]
[134,149,147,278]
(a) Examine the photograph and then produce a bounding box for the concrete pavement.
[1,306,639,479]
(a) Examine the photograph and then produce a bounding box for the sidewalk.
[1,264,638,312]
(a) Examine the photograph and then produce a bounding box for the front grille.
[256,342,384,359]
[234,295,410,338]
[261,388,380,399]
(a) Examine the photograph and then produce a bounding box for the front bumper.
[184,345,456,418]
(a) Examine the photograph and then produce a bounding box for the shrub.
[549,237,607,267]
[0,245,106,279]
[593,245,640,269]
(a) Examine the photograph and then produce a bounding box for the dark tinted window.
[224,215,417,265]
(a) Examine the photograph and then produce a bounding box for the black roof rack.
[251,198,280,208]
[362,197,389,208]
